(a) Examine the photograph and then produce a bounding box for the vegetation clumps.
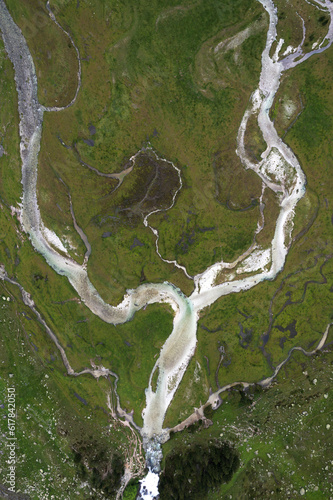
[72,439,124,498]
[93,149,180,231]
[158,439,239,499]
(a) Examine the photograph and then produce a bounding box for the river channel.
[0,0,332,498]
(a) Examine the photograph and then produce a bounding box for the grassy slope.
[0,279,132,499]
[164,2,333,419]
[31,0,267,294]
[161,9,333,499]
[0,0,332,499]
[162,345,333,499]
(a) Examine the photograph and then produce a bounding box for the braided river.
[1,0,332,497]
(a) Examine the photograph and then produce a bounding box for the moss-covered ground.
[0,0,332,498]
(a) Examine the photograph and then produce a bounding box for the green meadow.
[0,0,332,498]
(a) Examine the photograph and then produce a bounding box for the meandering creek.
[0,0,332,498]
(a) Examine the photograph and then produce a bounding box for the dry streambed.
[0,0,332,498]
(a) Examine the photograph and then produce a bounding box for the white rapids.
[0,0,333,498]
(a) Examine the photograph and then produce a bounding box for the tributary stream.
[0,0,332,497]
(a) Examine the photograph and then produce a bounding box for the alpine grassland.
[0,0,333,498]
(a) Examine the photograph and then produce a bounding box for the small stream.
[0,0,332,498]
